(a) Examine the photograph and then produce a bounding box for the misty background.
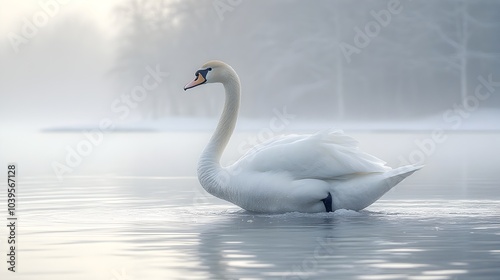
[1,0,500,129]
[1,3,500,279]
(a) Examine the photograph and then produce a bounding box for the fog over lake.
[1,1,499,280]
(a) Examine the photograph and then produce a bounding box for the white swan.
[184,60,422,213]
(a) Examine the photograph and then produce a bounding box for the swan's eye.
[207,67,212,71]
[194,71,201,80]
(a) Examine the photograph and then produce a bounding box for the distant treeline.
[112,0,500,121]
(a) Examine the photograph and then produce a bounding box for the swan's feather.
[232,130,390,181]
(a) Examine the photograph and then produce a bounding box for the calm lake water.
[1,131,499,280]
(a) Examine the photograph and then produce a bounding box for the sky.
[0,0,121,126]
[0,0,119,36]
[1,0,499,129]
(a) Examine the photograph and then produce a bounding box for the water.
[1,131,499,280]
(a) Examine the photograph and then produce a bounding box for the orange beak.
[184,73,206,91]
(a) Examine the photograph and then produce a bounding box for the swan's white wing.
[232,130,390,180]
[241,133,304,157]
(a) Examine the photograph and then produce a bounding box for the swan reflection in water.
[197,212,348,279]
[195,208,475,280]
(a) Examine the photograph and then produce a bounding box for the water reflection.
[1,132,500,280]
[5,176,500,280]
[194,201,499,279]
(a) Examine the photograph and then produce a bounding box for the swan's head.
[184,60,236,91]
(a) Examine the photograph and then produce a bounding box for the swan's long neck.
[197,69,240,198]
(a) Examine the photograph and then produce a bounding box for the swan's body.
[184,60,421,213]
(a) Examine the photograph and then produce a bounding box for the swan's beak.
[184,73,206,91]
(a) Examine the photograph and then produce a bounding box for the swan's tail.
[330,165,423,211]
[384,164,423,187]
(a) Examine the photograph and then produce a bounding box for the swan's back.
[233,130,390,180]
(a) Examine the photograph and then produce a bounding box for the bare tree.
[407,0,500,107]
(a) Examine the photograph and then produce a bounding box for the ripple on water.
[369,263,429,269]
[9,174,500,280]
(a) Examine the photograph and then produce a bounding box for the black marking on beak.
[195,67,212,80]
